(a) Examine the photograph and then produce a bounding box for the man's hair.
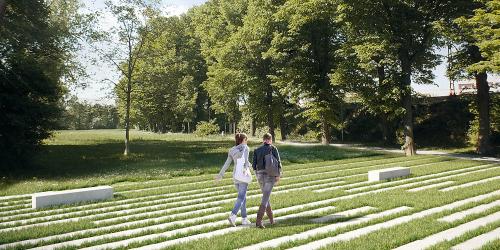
[235,133,248,145]
[263,133,272,141]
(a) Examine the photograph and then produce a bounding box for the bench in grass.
[32,186,113,209]
[368,167,410,182]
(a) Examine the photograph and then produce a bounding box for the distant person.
[252,133,282,228]
[215,133,252,226]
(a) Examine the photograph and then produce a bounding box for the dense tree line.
[0,0,498,171]
[59,96,119,130]
[119,0,498,155]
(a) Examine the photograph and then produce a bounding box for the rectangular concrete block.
[32,186,113,209]
[368,167,410,182]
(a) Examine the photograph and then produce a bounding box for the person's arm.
[216,151,232,180]
[252,148,257,171]
[272,146,282,169]
[243,146,250,169]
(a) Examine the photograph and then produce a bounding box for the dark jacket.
[252,143,282,171]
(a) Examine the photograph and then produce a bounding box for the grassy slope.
[0,129,380,196]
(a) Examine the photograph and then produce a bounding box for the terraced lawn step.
[116,156,436,194]
[126,206,343,250]
[451,226,500,250]
[394,211,500,250]
[406,181,455,192]
[440,176,500,192]
[346,164,498,193]
[438,200,500,223]
[287,189,500,250]
[0,207,225,249]
[77,205,339,250]
[239,206,402,250]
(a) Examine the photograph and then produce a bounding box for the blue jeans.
[256,170,276,207]
[231,182,248,218]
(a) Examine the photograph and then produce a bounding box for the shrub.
[194,120,220,136]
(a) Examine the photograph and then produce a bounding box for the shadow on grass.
[2,139,381,181]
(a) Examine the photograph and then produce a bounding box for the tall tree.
[339,0,469,155]
[445,0,499,154]
[0,0,88,170]
[190,0,248,134]
[124,15,202,133]
[95,0,158,155]
[268,0,345,144]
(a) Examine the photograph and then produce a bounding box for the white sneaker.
[228,214,237,227]
[241,217,252,225]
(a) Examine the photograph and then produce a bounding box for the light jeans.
[231,182,248,218]
[256,170,276,207]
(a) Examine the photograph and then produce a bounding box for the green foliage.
[456,0,500,74]
[118,15,203,133]
[0,0,85,170]
[194,120,221,136]
[59,95,119,130]
[268,0,346,143]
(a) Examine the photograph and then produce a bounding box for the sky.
[73,0,493,105]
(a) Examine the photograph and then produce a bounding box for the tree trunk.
[321,115,331,145]
[266,85,275,140]
[279,114,288,141]
[0,0,6,21]
[124,80,131,156]
[251,117,256,137]
[400,58,416,156]
[475,71,492,155]
[380,114,389,144]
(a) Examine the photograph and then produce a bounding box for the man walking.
[252,133,282,228]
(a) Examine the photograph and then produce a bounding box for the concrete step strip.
[312,160,455,193]
[311,206,375,223]
[313,181,371,193]
[440,176,500,192]
[0,168,355,222]
[0,207,224,250]
[35,204,338,250]
[114,155,413,191]
[406,181,455,192]
[0,187,230,221]
[2,163,492,248]
[0,199,30,207]
[451,226,500,250]
[0,191,232,228]
[2,161,486,239]
[0,176,347,233]
[240,207,409,250]
[286,189,500,250]
[438,200,500,223]
[121,206,342,250]
[394,211,500,250]
[117,157,434,195]
[0,194,30,202]
[0,157,439,219]
[0,171,352,227]
[346,164,497,192]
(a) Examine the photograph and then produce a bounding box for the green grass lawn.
[0,130,499,250]
[0,129,379,196]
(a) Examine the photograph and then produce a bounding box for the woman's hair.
[235,133,248,145]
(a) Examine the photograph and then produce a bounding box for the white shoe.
[241,217,252,225]
[228,214,237,227]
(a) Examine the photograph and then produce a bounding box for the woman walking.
[252,133,282,228]
[215,133,252,226]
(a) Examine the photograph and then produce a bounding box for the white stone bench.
[32,186,113,209]
[368,167,410,182]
